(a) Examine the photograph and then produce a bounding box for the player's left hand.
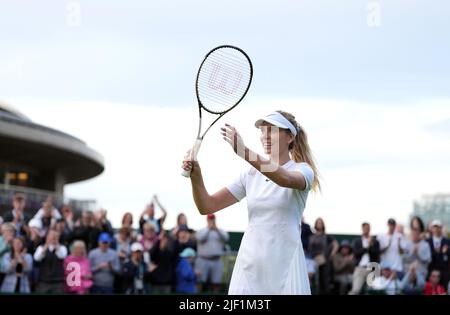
[221,124,246,158]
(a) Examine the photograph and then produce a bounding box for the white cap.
[254,111,298,136]
[431,220,442,227]
[131,242,144,252]
[29,218,42,230]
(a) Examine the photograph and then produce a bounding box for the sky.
[1,0,450,234]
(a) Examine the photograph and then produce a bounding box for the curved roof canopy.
[0,102,104,184]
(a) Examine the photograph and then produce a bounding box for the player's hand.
[182,150,201,177]
[221,124,246,158]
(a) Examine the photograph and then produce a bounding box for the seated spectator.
[33,229,68,293]
[88,232,120,294]
[426,220,450,288]
[64,240,93,294]
[1,236,33,293]
[369,262,401,295]
[139,195,167,235]
[176,248,197,294]
[332,240,354,295]
[400,263,425,295]
[423,270,447,295]
[149,231,176,294]
[123,242,151,294]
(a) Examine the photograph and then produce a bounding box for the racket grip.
[181,139,203,178]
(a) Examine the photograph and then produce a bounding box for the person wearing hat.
[88,232,120,294]
[331,240,354,295]
[122,242,151,294]
[182,110,320,294]
[173,224,197,257]
[195,213,229,293]
[175,248,198,294]
[426,220,450,288]
[377,218,407,277]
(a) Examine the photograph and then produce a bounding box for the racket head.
[195,45,253,115]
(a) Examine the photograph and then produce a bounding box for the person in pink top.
[64,240,93,294]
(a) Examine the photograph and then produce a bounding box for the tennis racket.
[181,45,253,178]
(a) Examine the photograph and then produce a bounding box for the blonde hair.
[71,240,87,256]
[277,110,321,192]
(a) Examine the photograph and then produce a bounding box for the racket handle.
[181,139,203,178]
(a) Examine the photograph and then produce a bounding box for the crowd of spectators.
[302,216,450,295]
[0,193,229,294]
[0,192,449,295]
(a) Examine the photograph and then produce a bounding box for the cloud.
[424,117,450,136]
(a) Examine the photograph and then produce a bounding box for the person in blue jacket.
[176,248,197,294]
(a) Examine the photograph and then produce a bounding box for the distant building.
[0,101,104,215]
[411,193,450,230]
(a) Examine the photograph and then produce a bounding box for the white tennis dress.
[226,160,313,295]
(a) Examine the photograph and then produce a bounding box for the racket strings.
[197,47,252,114]
[198,62,250,97]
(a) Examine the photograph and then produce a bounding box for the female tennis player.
[182,110,320,295]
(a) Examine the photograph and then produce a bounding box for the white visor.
[254,111,298,136]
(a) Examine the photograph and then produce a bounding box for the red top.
[423,282,447,295]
